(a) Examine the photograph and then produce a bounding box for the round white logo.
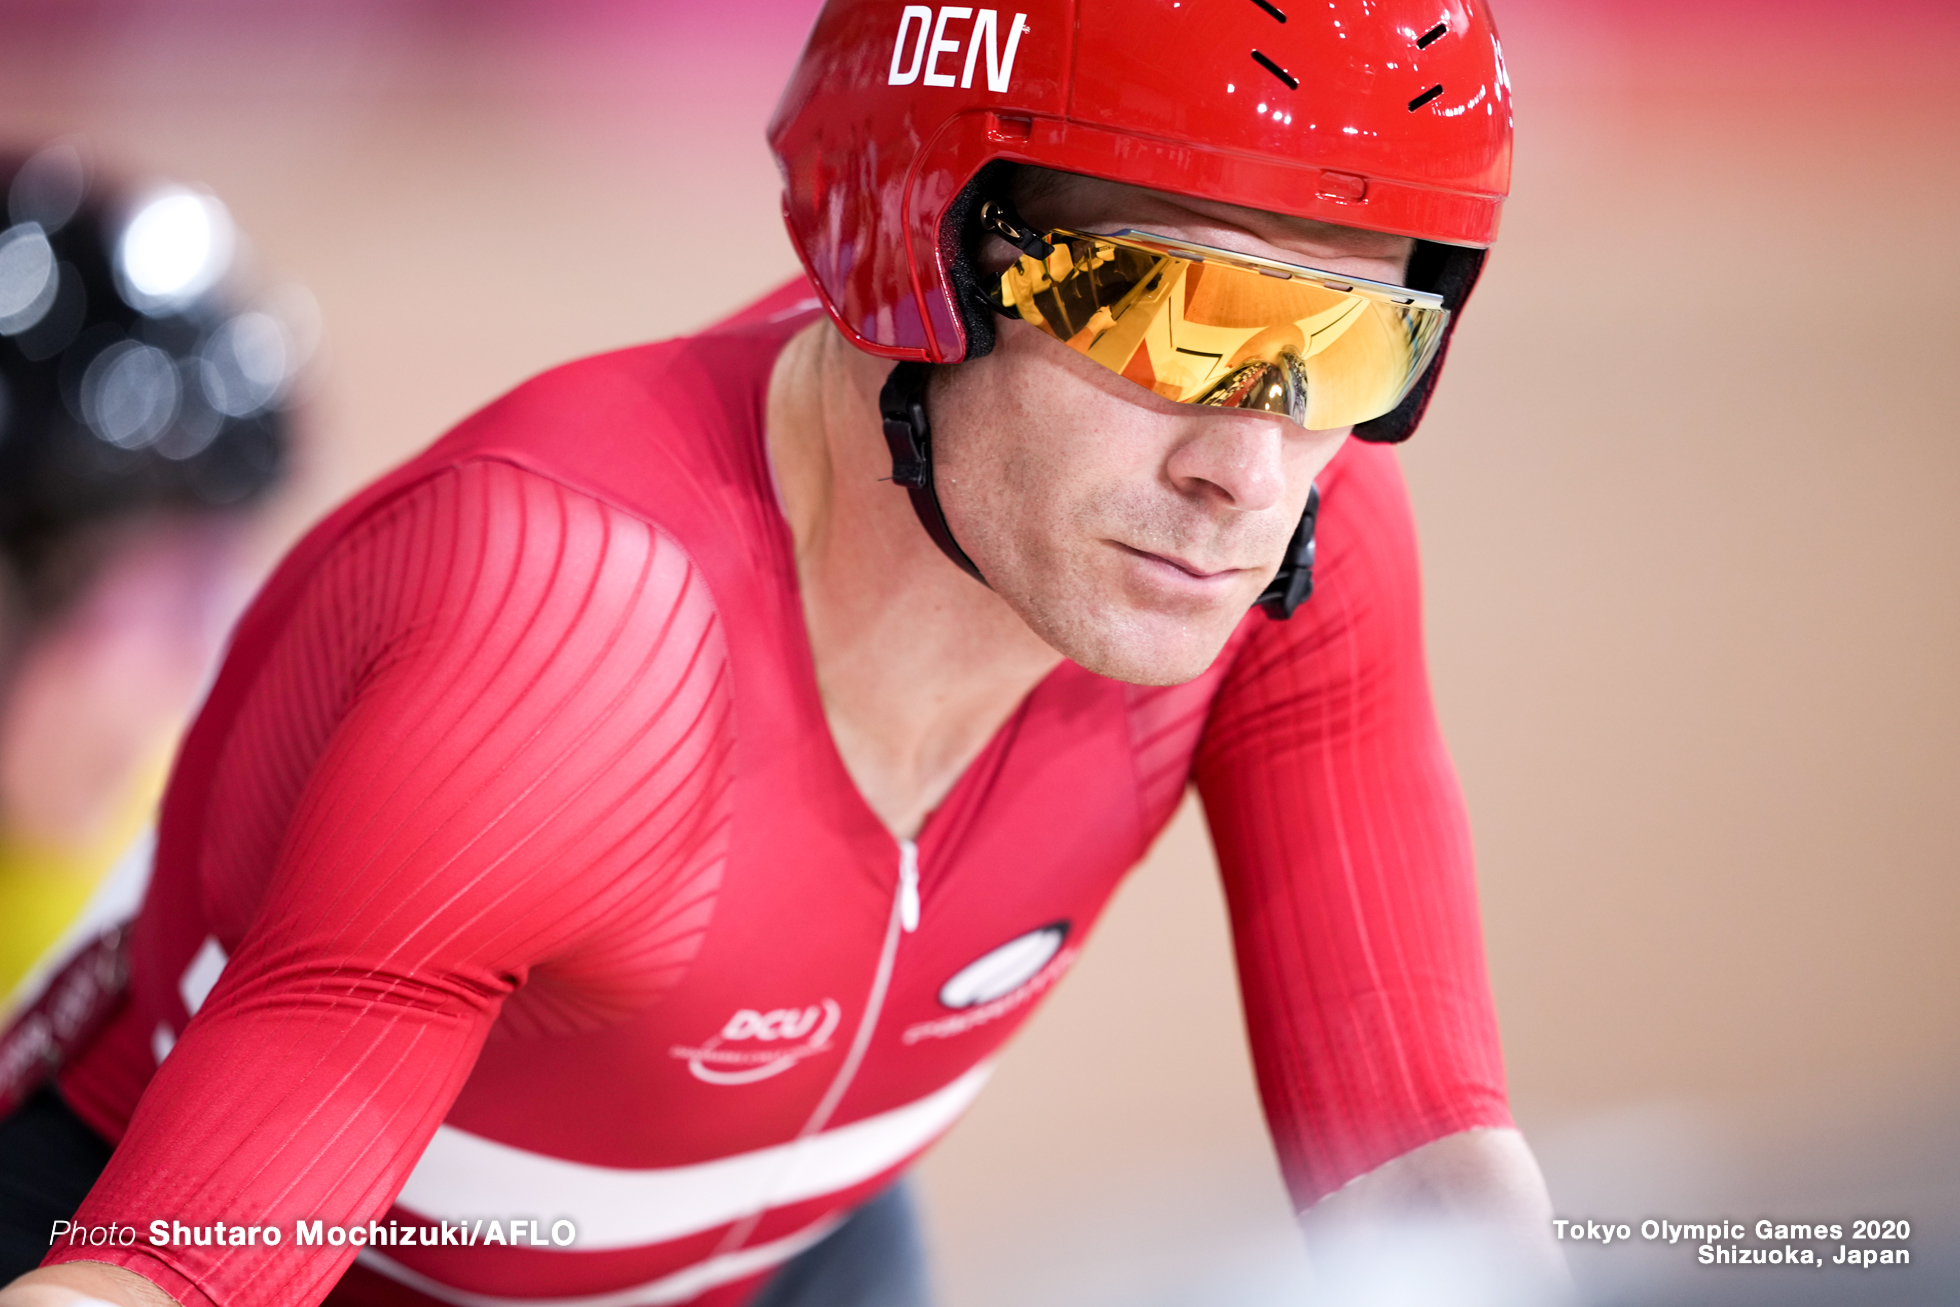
[938,924,1069,1010]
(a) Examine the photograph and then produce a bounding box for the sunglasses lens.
[994,234,1448,430]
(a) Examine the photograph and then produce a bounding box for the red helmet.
[768,0,1511,442]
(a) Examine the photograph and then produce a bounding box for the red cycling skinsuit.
[47,282,1511,1307]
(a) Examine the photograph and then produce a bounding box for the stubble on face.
[924,170,1411,686]
[931,334,1312,687]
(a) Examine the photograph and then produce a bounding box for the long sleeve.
[48,460,733,1306]
[1195,441,1510,1207]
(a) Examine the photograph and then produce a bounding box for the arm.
[5,1262,180,1307]
[1307,1127,1552,1229]
[1194,443,1562,1274]
[1304,1127,1568,1291]
[7,463,731,1307]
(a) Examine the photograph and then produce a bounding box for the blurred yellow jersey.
[0,755,166,1014]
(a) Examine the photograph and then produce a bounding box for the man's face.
[929,172,1415,687]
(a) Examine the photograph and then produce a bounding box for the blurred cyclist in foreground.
[0,140,293,1016]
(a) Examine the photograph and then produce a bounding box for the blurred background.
[1,0,1955,1303]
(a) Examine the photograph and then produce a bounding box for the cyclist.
[3,1,1561,1303]
[0,139,290,1017]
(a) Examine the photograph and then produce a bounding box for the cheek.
[931,341,1153,570]
[941,424,1098,588]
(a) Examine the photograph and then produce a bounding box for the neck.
[766,321,1062,840]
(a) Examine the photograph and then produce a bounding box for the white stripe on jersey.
[393,1063,991,1251]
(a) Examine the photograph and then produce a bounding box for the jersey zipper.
[714,838,922,1254]
[803,836,920,1131]
[896,838,921,934]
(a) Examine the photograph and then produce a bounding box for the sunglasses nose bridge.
[1195,353,1310,427]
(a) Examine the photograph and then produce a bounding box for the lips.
[1112,542,1246,583]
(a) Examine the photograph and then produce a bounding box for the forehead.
[1012,166,1413,266]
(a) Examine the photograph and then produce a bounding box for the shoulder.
[202,459,729,759]
[1313,438,1420,586]
[399,288,819,569]
[418,343,753,517]
[264,284,824,630]
[424,277,822,509]
[205,451,738,778]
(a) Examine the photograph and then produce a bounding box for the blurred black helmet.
[0,141,293,601]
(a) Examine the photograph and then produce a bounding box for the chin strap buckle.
[879,374,931,490]
[878,363,989,585]
[1256,482,1320,620]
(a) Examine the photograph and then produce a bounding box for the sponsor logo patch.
[903,923,1074,1044]
[670,1000,842,1085]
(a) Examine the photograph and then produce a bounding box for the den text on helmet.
[889,7,1031,90]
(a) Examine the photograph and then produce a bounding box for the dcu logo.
[889,6,1031,91]
[670,1001,842,1085]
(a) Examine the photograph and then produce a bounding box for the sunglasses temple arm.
[978,199,1054,260]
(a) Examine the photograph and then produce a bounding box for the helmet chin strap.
[876,360,1320,619]
[878,361,989,587]
[1253,482,1319,619]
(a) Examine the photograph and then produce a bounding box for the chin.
[1022,594,1249,687]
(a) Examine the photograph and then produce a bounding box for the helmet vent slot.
[1416,21,1448,48]
[1407,83,1445,111]
[1251,50,1299,90]
[1247,0,1288,22]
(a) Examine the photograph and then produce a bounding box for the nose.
[1163,412,1289,513]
